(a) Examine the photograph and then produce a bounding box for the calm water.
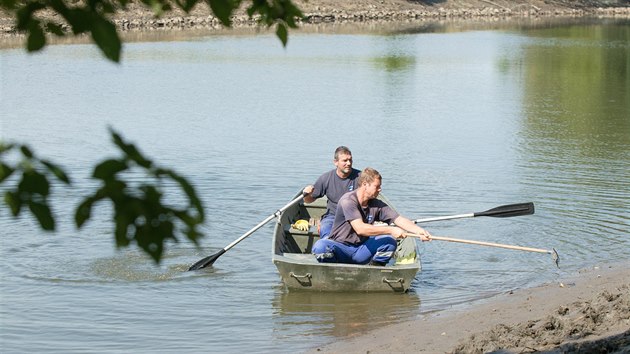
[1,18,629,353]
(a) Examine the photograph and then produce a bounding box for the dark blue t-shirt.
[312,168,360,217]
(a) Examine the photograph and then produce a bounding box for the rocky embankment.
[1,0,629,34]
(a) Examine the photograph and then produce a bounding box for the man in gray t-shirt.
[311,167,432,265]
[303,146,360,238]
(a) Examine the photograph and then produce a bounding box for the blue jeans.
[311,235,397,265]
[319,214,334,239]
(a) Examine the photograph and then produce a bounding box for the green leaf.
[20,145,33,158]
[19,170,50,196]
[4,191,22,216]
[157,169,204,220]
[140,0,168,16]
[90,17,122,62]
[41,160,71,184]
[102,179,127,200]
[29,200,55,230]
[100,1,116,14]
[141,185,161,205]
[0,163,15,183]
[48,0,70,19]
[175,0,200,12]
[276,22,288,47]
[283,0,303,27]
[139,227,165,263]
[208,0,235,26]
[26,20,46,52]
[246,0,262,17]
[110,129,152,168]
[114,212,132,247]
[93,159,127,180]
[65,8,92,34]
[1,0,19,11]
[16,2,46,30]
[45,22,66,36]
[75,196,99,227]
[0,142,15,154]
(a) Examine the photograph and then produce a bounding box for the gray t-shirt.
[329,190,400,245]
[312,168,360,217]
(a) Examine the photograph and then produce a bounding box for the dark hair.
[334,146,352,161]
[358,167,381,185]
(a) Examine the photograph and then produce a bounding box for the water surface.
[1,18,629,353]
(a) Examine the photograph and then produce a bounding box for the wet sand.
[309,261,630,353]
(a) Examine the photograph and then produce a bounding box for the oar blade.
[474,202,534,218]
[188,249,226,271]
[552,248,560,268]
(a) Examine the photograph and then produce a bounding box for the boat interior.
[275,195,418,265]
[276,196,327,255]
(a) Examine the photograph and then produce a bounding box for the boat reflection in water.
[272,288,422,338]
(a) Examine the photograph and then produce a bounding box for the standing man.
[303,146,360,239]
[312,167,431,266]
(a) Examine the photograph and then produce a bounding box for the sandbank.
[309,261,630,353]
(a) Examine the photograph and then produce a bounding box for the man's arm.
[303,185,316,203]
[394,216,432,241]
[349,219,405,238]
[303,171,328,204]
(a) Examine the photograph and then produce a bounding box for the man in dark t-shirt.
[311,167,432,265]
[303,146,360,239]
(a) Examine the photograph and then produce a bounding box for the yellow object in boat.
[291,219,309,231]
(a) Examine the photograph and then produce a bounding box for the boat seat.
[281,253,319,263]
[283,225,319,253]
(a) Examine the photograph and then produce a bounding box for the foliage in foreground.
[1,130,205,263]
[1,0,304,263]
[1,0,303,61]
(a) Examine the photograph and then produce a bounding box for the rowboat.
[271,192,421,292]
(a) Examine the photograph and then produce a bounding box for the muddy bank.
[309,262,630,353]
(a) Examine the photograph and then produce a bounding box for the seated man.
[303,146,360,239]
[311,167,431,265]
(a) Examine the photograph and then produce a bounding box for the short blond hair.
[358,167,381,185]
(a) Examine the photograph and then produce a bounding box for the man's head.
[333,146,353,177]
[358,167,382,199]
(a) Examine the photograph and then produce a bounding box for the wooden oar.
[414,202,534,223]
[404,233,559,267]
[188,194,304,271]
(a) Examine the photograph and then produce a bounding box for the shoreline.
[1,0,629,37]
[308,261,630,353]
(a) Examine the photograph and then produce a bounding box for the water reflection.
[371,54,416,72]
[514,21,630,269]
[272,289,421,339]
[521,23,630,152]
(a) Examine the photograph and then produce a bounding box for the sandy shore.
[309,261,630,353]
